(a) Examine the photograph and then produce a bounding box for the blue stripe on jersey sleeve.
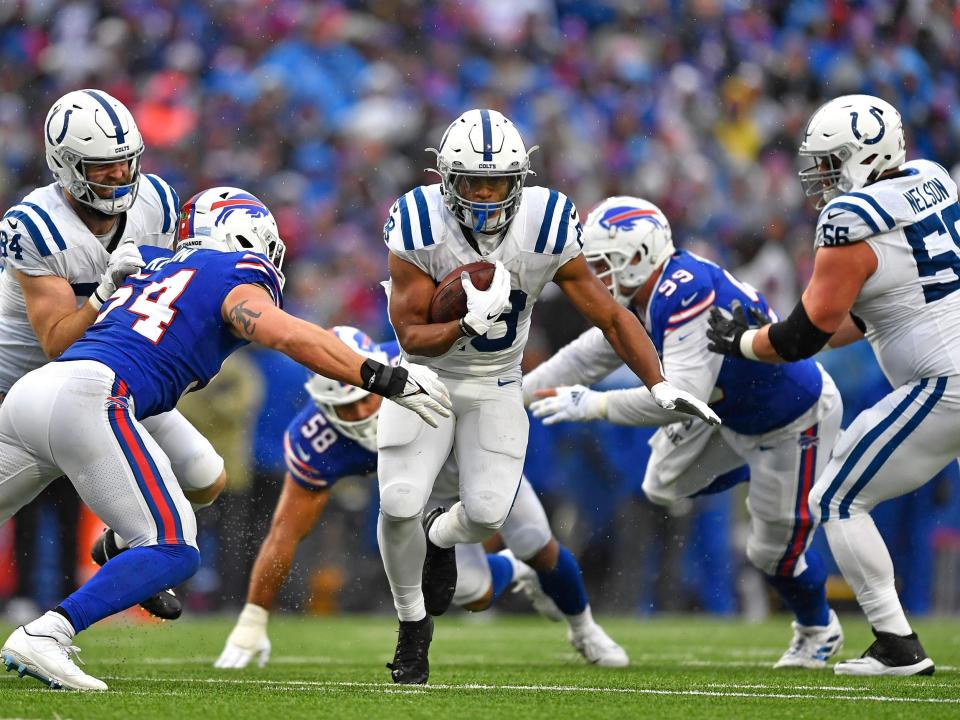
[845,192,895,229]
[20,203,66,251]
[412,187,434,246]
[828,202,880,235]
[4,209,50,256]
[553,198,573,254]
[535,189,559,254]
[398,195,413,250]
[145,175,172,234]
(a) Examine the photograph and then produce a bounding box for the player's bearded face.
[85,160,134,198]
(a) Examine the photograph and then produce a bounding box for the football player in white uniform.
[215,327,627,671]
[379,109,719,683]
[0,89,222,619]
[526,196,846,669]
[708,94,957,676]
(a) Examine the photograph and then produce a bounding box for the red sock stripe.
[111,380,178,544]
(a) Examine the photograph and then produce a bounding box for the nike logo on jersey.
[7,219,17,229]
[676,333,692,342]
[680,294,697,307]
[826,210,844,220]
[295,445,311,463]
[486,311,501,320]
[497,379,516,387]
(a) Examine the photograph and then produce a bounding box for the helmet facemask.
[798,146,852,208]
[585,250,645,307]
[440,166,527,234]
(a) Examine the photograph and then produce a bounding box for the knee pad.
[463,490,512,531]
[379,480,425,521]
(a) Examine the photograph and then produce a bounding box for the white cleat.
[1,626,107,691]
[774,609,844,669]
[506,551,564,622]
[568,624,630,668]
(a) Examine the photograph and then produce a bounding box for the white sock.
[377,512,426,622]
[497,549,523,580]
[25,610,76,643]
[566,604,595,633]
[429,502,490,547]
[824,514,912,636]
[113,532,129,550]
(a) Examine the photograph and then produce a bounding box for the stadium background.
[1,0,959,624]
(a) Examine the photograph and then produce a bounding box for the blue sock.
[59,544,200,632]
[766,548,829,627]
[486,554,515,605]
[536,545,588,616]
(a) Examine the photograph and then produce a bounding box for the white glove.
[461,261,512,336]
[90,241,144,310]
[650,381,721,426]
[389,362,453,428]
[214,604,271,669]
[529,385,608,426]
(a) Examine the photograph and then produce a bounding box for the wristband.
[88,289,108,312]
[739,329,759,360]
[360,359,409,397]
[459,317,479,337]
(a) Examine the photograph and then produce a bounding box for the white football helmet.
[44,89,144,215]
[798,94,905,207]
[582,196,675,306]
[429,108,535,234]
[305,326,389,452]
[178,187,286,288]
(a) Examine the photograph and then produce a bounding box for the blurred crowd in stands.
[2,0,960,620]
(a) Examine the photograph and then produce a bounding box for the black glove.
[706,300,771,358]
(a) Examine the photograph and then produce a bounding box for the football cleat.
[834,628,935,676]
[421,508,457,616]
[568,623,630,668]
[2,626,107,691]
[774,609,844,669]
[505,551,563,622]
[386,615,433,684]
[91,528,182,620]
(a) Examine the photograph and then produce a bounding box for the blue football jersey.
[59,245,284,419]
[282,341,400,490]
[646,250,822,435]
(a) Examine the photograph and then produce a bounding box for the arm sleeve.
[522,327,623,402]
[1,210,65,277]
[383,191,433,275]
[605,311,722,426]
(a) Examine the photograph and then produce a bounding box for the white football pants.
[0,361,201,548]
[643,366,843,577]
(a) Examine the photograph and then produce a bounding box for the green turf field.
[1,614,958,719]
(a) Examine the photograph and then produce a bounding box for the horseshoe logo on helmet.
[850,107,886,146]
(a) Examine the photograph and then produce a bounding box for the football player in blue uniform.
[527,196,846,670]
[0,187,451,690]
[0,88,215,620]
[708,94,959,675]
[214,326,628,670]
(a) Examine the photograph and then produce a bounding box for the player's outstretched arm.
[222,283,452,427]
[554,255,719,425]
[707,243,876,363]
[215,475,330,669]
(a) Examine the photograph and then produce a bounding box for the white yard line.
[91,676,960,704]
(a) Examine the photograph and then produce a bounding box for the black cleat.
[386,615,433,684]
[834,628,935,676]
[421,508,457,616]
[90,528,183,621]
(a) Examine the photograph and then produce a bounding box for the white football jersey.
[384,184,583,377]
[0,176,179,393]
[816,159,960,386]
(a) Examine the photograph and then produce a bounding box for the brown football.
[429,261,496,323]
